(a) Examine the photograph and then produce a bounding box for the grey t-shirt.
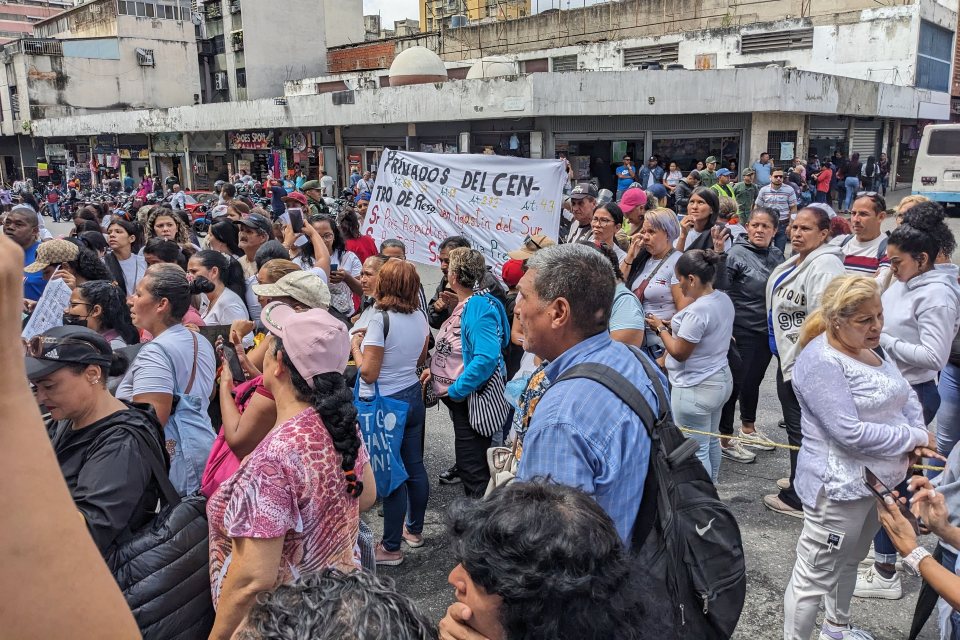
[666,290,734,387]
[116,324,217,420]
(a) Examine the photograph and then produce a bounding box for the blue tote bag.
[354,375,409,497]
[352,311,409,496]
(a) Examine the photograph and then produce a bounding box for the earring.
[91,378,100,385]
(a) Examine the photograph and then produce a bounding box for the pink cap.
[260,302,350,386]
[619,188,647,212]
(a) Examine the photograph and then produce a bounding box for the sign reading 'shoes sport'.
[364,150,566,273]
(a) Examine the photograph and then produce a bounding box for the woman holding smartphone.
[782,275,937,640]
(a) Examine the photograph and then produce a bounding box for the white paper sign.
[363,150,566,272]
[22,278,71,340]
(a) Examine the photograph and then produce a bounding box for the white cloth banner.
[364,150,566,272]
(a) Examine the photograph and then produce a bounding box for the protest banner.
[363,150,566,272]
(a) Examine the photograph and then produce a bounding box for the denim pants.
[48,202,59,222]
[938,364,960,458]
[671,367,733,482]
[843,176,861,211]
[382,381,429,552]
[774,218,790,253]
[874,380,941,564]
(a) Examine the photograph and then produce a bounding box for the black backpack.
[106,424,214,640]
[556,347,746,639]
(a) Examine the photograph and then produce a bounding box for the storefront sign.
[365,150,566,272]
[229,131,273,150]
[119,147,149,160]
[152,133,184,153]
[44,143,67,158]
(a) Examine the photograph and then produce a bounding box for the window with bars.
[765,130,798,169]
[740,29,814,54]
[622,42,679,67]
[551,55,577,72]
[917,20,953,92]
[235,67,246,88]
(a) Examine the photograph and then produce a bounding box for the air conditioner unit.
[136,48,155,66]
[214,71,228,90]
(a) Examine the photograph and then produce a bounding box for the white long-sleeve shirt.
[792,334,929,507]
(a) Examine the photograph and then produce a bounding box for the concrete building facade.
[420,0,530,32]
[0,0,70,46]
[197,0,327,102]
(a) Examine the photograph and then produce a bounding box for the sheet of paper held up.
[22,278,71,340]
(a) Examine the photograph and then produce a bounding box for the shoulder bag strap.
[185,331,198,395]
[633,250,674,302]
[380,309,390,339]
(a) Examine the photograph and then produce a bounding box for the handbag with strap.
[467,368,511,438]
[484,436,520,497]
[352,311,410,497]
[633,249,675,302]
[150,332,216,496]
[430,301,465,397]
[107,424,214,640]
[200,376,267,499]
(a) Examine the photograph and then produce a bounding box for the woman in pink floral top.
[207,303,376,640]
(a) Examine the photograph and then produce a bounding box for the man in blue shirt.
[614,154,636,203]
[752,152,773,187]
[3,206,44,301]
[514,243,666,543]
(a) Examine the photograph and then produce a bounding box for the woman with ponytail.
[783,275,937,640]
[187,250,250,325]
[645,249,734,482]
[207,302,374,640]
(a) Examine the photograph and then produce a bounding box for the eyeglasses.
[592,216,615,225]
[26,335,95,359]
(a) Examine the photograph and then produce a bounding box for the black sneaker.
[778,420,787,429]
[439,464,461,485]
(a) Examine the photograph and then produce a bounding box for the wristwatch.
[655,325,666,335]
[902,546,932,576]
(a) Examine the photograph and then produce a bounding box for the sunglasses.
[26,335,97,359]
[856,191,879,198]
[523,235,544,250]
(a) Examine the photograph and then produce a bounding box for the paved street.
[46,191,953,638]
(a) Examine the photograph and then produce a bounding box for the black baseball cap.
[25,326,112,381]
[234,213,273,235]
[570,182,599,200]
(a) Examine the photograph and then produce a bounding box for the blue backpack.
[151,333,215,497]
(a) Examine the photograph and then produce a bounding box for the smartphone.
[218,336,247,382]
[287,207,303,234]
[862,466,920,535]
[330,261,339,272]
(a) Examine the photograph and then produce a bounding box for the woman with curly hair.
[145,206,192,247]
[63,280,140,348]
[207,302,375,640]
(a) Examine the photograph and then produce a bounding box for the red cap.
[501,259,524,288]
[283,192,308,206]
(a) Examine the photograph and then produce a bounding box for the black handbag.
[108,424,215,640]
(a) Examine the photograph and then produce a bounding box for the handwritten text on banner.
[364,150,566,271]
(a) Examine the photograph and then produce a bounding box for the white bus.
[912,123,960,206]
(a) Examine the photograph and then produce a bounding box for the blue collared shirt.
[516,332,666,543]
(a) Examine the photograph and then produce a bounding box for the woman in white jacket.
[764,205,845,519]
[783,275,937,640]
[856,201,960,600]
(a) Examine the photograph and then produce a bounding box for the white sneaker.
[818,625,876,640]
[737,427,776,451]
[853,566,902,600]
[721,440,756,464]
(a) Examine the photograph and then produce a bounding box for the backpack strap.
[113,423,182,507]
[552,346,670,550]
[840,234,853,248]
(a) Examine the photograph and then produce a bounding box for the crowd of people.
[2,147,959,640]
